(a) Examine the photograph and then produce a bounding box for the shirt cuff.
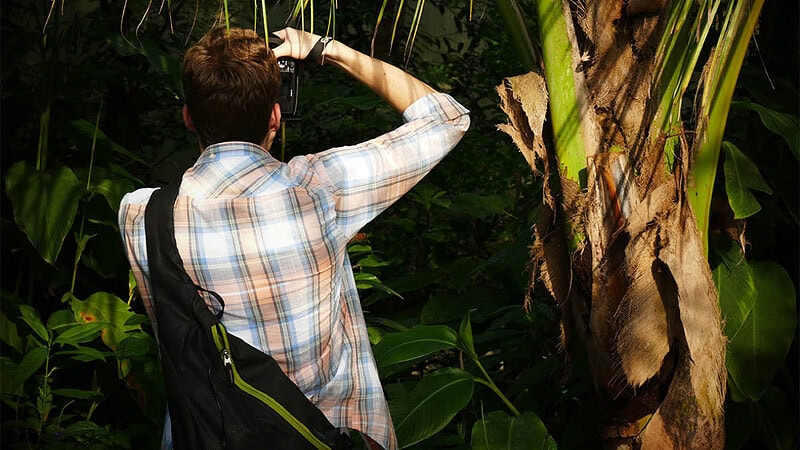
[401,92,470,124]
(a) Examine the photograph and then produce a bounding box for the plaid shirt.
[119,93,469,450]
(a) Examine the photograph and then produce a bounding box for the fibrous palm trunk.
[496,0,746,447]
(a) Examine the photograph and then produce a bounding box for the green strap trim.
[210,324,331,450]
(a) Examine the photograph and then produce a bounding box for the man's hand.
[272,27,435,114]
[272,28,324,62]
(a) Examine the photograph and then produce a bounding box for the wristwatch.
[306,36,333,63]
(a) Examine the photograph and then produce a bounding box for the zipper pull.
[221,349,234,386]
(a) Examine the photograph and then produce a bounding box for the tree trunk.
[497,0,727,447]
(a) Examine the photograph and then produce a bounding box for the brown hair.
[182,27,281,148]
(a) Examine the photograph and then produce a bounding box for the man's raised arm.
[272,28,435,113]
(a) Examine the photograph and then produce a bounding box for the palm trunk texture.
[497,0,739,447]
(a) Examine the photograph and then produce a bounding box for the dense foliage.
[1,0,797,449]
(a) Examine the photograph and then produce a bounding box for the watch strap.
[305,36,333,63]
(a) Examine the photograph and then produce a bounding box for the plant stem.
[471,356,520,416]
[689,0,764,255]
[36,106,50,171]
[70,101,103,295]
[533,0,591,181]
[474,378,520,417]
[36,342,52,435]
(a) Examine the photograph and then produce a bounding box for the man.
[119,26,469,449]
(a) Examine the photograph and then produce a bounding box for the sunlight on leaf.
[71,292,140,351]
[373,325,457,371]
[6,162,83,265]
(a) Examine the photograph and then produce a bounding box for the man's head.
[182,27,281,149]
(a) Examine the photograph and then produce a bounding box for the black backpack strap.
[143,183,352,450]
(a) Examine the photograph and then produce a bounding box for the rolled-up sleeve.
[309,93,470,239]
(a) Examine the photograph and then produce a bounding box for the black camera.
[268,36,299,120]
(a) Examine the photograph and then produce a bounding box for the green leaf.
[458,310,477,358]
[723,141,772,219]
[55,346,108,363]
[115,334,157,359]
[53,322,108,345]
[724,260,796,400]
[124,314,150,327]
[71,292,138,350]
[372,325,458,371]
[47,309,76,330]
[6,162,83,265]
[347,244,372,254]
[61,420,101,438]
[71,120,146,165]
[74,231,95,269]
[368,317,409,332]
[713,240,756,338]
[14,346,48,388]
[0,311,24,353]
[389,369,474,448]
[356,255,393,268]
[19,305,49,343]
[367,327,384,345]
[354,273,404,299]
[51,388,103,400]
[471,410,557,450]
[733,100,800,159]
[91,178,134,212]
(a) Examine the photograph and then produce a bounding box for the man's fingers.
[270,28,321,61]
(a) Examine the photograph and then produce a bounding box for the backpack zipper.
[220,349,235,386]
[210,324,331,450]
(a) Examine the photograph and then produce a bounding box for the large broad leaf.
[389,369,474,448]
[722,141,772,219]
[714,244,796,400]
[5,162,83,265]
[733,100,800,159]
[70,292,139,351]
[471,410,557,450]
[71,120,146,165]
[713,241,757,338]
[372,325,458,373]
[91,177,134,213]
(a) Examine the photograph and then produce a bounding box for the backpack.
[144,182,352,450]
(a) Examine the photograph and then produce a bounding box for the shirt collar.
[196,141,277,165]
[182,141,286,198]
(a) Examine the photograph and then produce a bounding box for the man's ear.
[182,105,196,131]
[269,103,282,132]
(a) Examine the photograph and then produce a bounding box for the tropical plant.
[495,0,797,447]
[1,0,796,449]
